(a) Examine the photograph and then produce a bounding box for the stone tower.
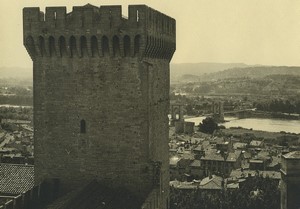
[212,101,224,122]
[281,151,300,209]
[23,4,175,208]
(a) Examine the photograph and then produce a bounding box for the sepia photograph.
[0,0,300,208]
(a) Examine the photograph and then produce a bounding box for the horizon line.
[2,62,300,69]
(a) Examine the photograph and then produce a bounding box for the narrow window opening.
[134,35,141,56]
[136,10,139,22]
[70,36,77,57]
[101,36,109,56]
[80,36,88,57]
[54,12,57,20]
[80,119,86,133]
[49,36,56,57]
[38,36,46,56]
[91,36,99,57]
[123,35,130,57]
[113,36,120,57]
[109,10,112,28]
[59,36,67,57]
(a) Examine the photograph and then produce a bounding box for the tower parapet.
[23,4,176,60]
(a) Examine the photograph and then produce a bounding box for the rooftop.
[170,156,181,166]
[283,151,300,159]
[230,169,258,179]
[233,142,247,149]
[169,180,201,190]
[0,163,34,194]
[190,160,201,167]
[201,151,224,161]
[249,140,263,147]
[259,171,281,180]
[199,175,223,190]
[201,149,239,162]
[249,159,264,164]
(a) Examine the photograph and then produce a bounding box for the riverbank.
[186,115,300,134]
[219,127,300,146]
[226,110,300,120]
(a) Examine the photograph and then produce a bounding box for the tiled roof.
[257,150,271,160]
[283,151,300,159]
[249,159,264,164]
[201,150,239,162]
[169,180,201,190]
[230,169,281,180]
[193,145,203,152]
[226,151,241,162]
[182,152,195,160]
[258,171,281,180]
[233,142,247,149]
[268,157,280,167]
[170,156,181,166]
[227,182,239,189]
[199,175,222,190]
[201,141,210,149]
[242,151,251,159]
[230,169,258,179]
[210,137,224,144]
[0,163,34,194]
[201,150,224,161]
[250,140,263,147]
[190,160,201,167]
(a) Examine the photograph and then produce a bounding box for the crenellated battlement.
[23,4,176,60]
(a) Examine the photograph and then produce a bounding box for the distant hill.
[2,65,300,86]
[3,63,251,84]
[0,67,32,78]
[0,67,32,86]
[202,66,300,81]
[170,62,252,83]
[173,65,300,83]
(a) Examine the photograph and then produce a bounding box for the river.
[185,116,300,134]
[0,104,32,108]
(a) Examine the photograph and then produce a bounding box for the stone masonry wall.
[24,4,175,208]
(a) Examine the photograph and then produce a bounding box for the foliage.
[1,123,18,132]
[170,187,222,209]
[198,117,218,134]
[172,73,300,101]
[254,99,300,114]
[0,95,32,106]
[0,106,32,121]
[170,176,280,209]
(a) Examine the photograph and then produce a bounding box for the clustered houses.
[0,120,33,165]
[0,120,34,205]
[169,126,283,191]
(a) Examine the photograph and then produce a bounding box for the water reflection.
[185,116,300,134]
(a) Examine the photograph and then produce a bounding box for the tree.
[198,117,218,134]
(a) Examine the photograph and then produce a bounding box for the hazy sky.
[1,0,300,67]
